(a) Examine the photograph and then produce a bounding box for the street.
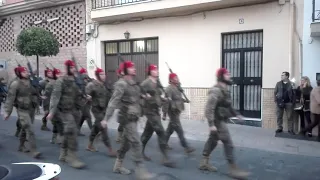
[0,115,320,180]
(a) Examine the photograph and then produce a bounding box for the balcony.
[311,0,320,37]
[0,0,81,16]
[91,0,277,23]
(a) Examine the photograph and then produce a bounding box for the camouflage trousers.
[141,112,167,150]
[55,110,79,151]
[42,105,49,126]
[117,120,143,163]
[17,108,38,151]
[166,111,189,148]
[202,121,234,164]
[89,107,111,147]
[51,115,64,137]
[72,109,82,130]
[79,104,93,130]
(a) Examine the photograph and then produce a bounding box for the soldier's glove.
[209,126,217,132]
[101,120,108,129]
[46,113,53,121]
[3,112,9,120]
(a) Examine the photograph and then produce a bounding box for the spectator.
[299,80,320,141]
[274,72,295,134]
[295,76,313,137]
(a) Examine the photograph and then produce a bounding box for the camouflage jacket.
[86,79,112,109]
[205,84,239,127]
[39,79,49,91]
[4,79,38,114]
[8,77,18,88]
[49,75,85,115]
[140,77,162,111]
[43,79,56,107]
[163,84,185,113]
[104,78,141,121]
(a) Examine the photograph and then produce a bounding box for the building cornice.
[0,0,82,17]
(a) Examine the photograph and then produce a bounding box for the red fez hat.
[64,60,75,67]
[79,68,87,74]
[53,68,61,75]
[216,68,229,77]
[95,68,104,74]
[124,61,134,69]
[147,64,157,72]
[169,73,177,80]
[17,66,28,73]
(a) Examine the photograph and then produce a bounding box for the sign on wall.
[88,58,95,70]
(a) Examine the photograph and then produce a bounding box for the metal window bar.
[92,0,150,9]
[312,0,320,22]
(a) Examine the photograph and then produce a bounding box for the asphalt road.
[0,116,320,180]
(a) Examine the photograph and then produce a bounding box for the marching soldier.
[199,68,250,179]
[78,68,93,135]
[101,61,154,179]
[163,73,195,154]
[4,66,42,158]
[39,68,53,131]
[43,68,62,144]
[115,63,124,143]
[11,67,22,137]
[140,64,175,167]
[85,67,116,157]
[47,60,90,169]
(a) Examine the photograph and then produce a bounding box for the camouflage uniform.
[39,79,51,130]
[104,77,153,179]
[44,79,63,144]
[163,84,195,153]
[9,77,21,137]
[140,78,174,165]
[85,80,116,156]
[114,78,125,143]
[199,84,249,179]
[49,75,86,169]
[78,74,92,133]
[4,79,41,158]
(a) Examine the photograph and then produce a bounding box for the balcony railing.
[312,0,320,22]
[92,0,151,9]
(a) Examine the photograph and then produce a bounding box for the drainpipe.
[293,1,303,78]
[288,0,294,77]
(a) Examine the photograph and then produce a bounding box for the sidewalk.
[31,110,320,157]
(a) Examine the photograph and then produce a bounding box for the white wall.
[92,1,292,88]
[303,0,320,86]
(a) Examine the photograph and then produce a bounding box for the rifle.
[165,62,190,103]
[49,63,54,69]
[25,58,42,99]
[26,58,40,88]
[43,63,50,70]
[70,52,86,96]
[15,59,21,67]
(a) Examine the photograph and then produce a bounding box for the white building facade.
[303,0,320,86]
[86,0,303,129]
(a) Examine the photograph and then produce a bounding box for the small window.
[133,40,145,52]
[119,41,130,53]
[106,42,117,54]
[147,39,158,52]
